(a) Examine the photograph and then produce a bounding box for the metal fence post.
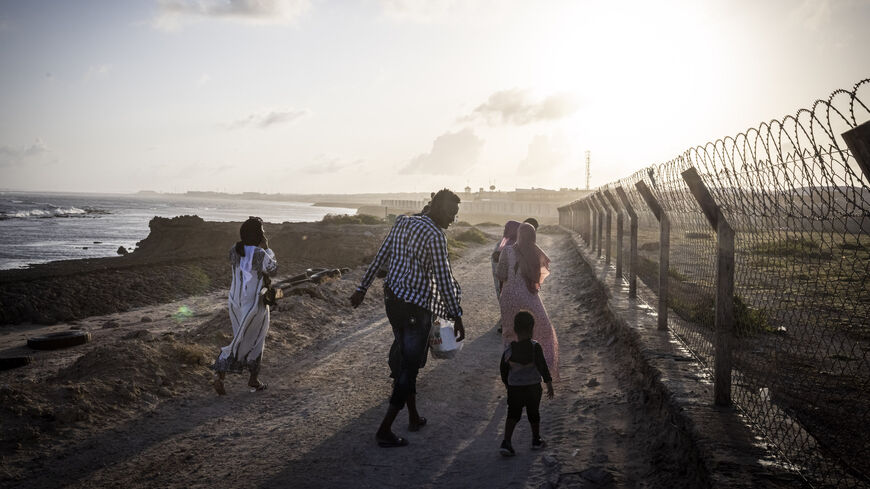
[596,193,611,264]
[592,196,603,257]
[604,189,624,280]
[615,186,638,298]
[587,198,596,250]
[842,120,870,180]
[580,201,590,243]
[568,206,575,233]
[603,193,612,265]
[682,166,735,407]
[636,181,670,331]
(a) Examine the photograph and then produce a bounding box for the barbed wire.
[560,78,870,488]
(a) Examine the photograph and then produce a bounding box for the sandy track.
[5,233,700,489]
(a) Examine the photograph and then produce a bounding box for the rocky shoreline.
[0,215,390,326]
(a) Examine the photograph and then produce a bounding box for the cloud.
[196,73,211,88]
[400,128,483,175]
[154,0,311,30]
[0,139,50,167]
[228,108,309,129]
[84,64,111,81]
[379,0,459,22]
[516,134,567,175]
[378,0,503,23]
[789,0,833,31]
[299,156,364,175]
[462,89,578,126]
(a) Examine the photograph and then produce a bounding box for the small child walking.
[499,310,554,456]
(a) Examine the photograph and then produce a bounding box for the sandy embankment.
[0,218,482,465]
[0,215,389,326]
[0,222,712,488]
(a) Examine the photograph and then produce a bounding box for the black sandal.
[408,417,427,432]
[376,433,409,448]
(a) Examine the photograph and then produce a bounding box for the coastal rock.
[0,218,388,326]
[141,316,153,323]
[117,246,128,255]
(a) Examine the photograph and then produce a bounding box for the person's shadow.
[258,330,539,489]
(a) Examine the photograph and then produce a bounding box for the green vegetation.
[635,255,771,336]
[839,241,867,252]
[752,237,832,260]
[639,241,660,251]
[445,226,488,260]
[537,225,567,235]
[733,295,773,335]
[635,256,688,285]
[474,222,500,227]
[667,292,771,336]
[454,227,488,244]
[446,236,466,261]
[685,232,712,240]
[320,213,384,225]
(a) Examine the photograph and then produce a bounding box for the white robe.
[214,245,278,373]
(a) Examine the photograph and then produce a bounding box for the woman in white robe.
[213,217,278,395]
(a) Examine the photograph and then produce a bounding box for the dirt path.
[4,233,700,489]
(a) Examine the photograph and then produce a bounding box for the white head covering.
[240,245,257,285]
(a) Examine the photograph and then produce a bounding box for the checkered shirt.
[358,215,462,320]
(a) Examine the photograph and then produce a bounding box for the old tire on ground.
[27,330,92,350]
[0,356,32,370]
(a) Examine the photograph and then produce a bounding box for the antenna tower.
[585,150,591,190]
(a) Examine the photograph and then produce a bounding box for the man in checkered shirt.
[350,188,465,448]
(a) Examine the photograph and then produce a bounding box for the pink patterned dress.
[497,245,560,381]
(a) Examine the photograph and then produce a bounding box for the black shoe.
[499,440,515,457]
[531,437,546,450]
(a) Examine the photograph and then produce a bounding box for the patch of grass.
[839,241,867,251]
[830,354,856,362]
[180,265,211,294]
[668,267,688,281]
[537,225,566,235]
[454,227,488,244]
[669,292,715,329]
[734,295,772,336]
[474,222,500,227]
[446,236,467,261]
[170,343,211,366]
[320,214,384,225]
[752,237,832,260]
[639,241,660,251]
[685,232,712,240]
[635,256,687,283]
[668,292,771,336]
[454,221,473,227]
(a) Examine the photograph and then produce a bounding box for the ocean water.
[0,192,357,270]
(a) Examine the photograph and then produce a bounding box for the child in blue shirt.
[499,310,554,456]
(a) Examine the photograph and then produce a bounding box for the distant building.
[380,187,591,224]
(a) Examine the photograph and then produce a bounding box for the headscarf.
[514,222,550,294]
[497,220,522,251]
[235,217,264,284]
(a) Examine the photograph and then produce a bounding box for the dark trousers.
[506,384,543,423]
[384,286,432,409]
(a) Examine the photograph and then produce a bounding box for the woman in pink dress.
[496,223,560,381]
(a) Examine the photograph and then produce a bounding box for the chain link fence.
[560,79,870,488]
